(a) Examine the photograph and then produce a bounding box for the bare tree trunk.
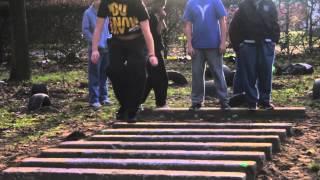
[305,0,309,33]
[308,0,314,52]
[9,0,31,81]
[285,0,290,58]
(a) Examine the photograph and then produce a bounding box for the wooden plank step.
[58,141,273,160]
[40,149,266,169]
[1,167,247,180]
[19,158,257,179]
[100,128,287,141]
[89,135,281,152]
[112,122,293,135]
[139,107,306,121]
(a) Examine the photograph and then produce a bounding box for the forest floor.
[0,51,320,179]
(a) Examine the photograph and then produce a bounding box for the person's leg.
[126,37,148,119]
[258,41,275,108]
[152,52,168,107]
[205,49,229,108]
[88,49,101,108]
[141,61,153,104]
[191,49,206,107]
[107,39,127,117]
[233,56,245,94]
[238,43,258,108]
[99,49,111,105]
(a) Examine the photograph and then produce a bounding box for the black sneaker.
[221,102,231,110]
[258,102,275,110]
[116,107,127,120]
[248,103,257,111]
[127,111,137,123]
[189,103,202,110]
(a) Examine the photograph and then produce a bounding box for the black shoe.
[221,102,231,110]
[247,103,257,111]
[248,103,257,111]
[258,102,275,110]
[116,107,127,120]
[189,103,202,110]
[248,106,257,111]
[127,111,137,123]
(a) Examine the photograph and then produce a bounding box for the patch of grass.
[0,109,15,130]
[32,70,85,84]
[0,109,48,132]
[272,68,319,107]
[0,69,9,80]
[13,116,39,129]
[309,162,320,172]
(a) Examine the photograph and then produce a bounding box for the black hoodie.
[229,0,280,52]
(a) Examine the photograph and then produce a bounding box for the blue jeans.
[233,57,244,94]
[191,49,228,104]
[88,48,110,104]
[237,41,275,106]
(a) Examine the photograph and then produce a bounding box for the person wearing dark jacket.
[229,0,280,110]
[141,0,169,109]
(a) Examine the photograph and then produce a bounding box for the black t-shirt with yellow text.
[98,0,149,36]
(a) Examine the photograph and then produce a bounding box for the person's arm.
[91,17,105,64]
[82,12,93,42]
[157,18,167,34]
[156,9,167,34]
[229,10,242,54]
[184,21,194,56]
[140,19,158,66]
[219,16,227,54]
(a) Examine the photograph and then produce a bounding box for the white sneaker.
[101,100,113,106]
[156,104,170,110]
[90,102,102,110]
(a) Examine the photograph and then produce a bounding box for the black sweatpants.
[142,51,168,107]
[107,37,147,114]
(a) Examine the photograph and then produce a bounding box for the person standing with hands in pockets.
[183,0,230,110]
[91,0,158,122]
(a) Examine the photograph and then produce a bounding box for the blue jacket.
[82,5,111,49]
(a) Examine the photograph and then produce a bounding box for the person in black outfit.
[91,0,158,122]
[141,0,169,109]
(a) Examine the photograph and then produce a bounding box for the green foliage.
[0,109,14,130]
[32,70,84,84]
[0,109,39,131]
[309,162,320,172]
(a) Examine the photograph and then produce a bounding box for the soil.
[258,111,320,180]
[0,60,319,179]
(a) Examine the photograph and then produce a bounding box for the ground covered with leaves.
[0,52,320,179]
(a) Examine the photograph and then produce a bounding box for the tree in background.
[9,0,31,81]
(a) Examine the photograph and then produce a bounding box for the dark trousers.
[237,41,275,106]
[142,51,168,107]
[107,37,147,114]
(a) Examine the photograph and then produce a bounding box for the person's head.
[150,0,167,12]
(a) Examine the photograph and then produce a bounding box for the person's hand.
[91,50,100,64]
[219,42,226,54]
[149,55,158,67]
[187,43,195,57]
